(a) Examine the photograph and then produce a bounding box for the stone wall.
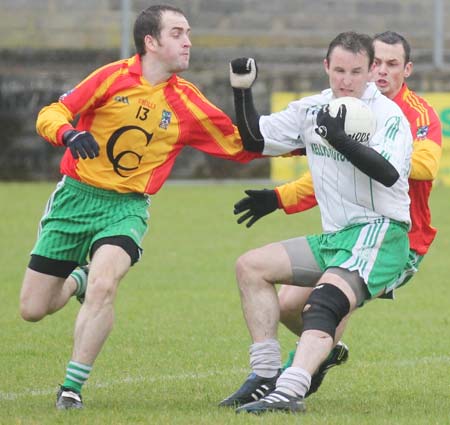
[1,0,449,180]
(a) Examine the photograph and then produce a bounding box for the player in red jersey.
[19,5,262,410]
[233,31,442,397]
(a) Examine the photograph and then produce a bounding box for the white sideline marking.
[1,355,450,401]
[0,369,247,401]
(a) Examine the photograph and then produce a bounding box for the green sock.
[283,343,338,371]
[282,348,297,371]
[62,361,92,394]
[71,267,88,297]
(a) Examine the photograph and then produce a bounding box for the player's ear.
[323,58,330,75]
[144,34,159,53]
[404,61,413,79]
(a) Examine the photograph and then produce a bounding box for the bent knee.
[235,250,263,283]
[19,299,47,322]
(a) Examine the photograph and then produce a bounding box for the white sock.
[275,366,311,398]
[249,339,282,378]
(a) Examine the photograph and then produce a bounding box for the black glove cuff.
[62,130,78,146]
[266,189,280,210]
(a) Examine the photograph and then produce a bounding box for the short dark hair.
[326,31,374,69]
[373,31,411,64]
[133,4,186,56]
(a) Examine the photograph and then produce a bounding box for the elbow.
[381,169,400,187]
[242,137,264,153]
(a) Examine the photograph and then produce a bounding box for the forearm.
[333,137,399,187]
[233,88,264,153]
[36,102,74,146]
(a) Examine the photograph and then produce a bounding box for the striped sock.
[62,361,92,394]
[276,366,311,398]
[71,267,88,298]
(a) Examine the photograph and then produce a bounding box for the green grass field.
[1,181,449,425]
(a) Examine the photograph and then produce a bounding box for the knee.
[85,275,117,308]
[19,297,47,322]
[302,284,350,339]
[235,249,262,286]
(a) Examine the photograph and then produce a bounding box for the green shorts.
[385,249,424,294]
[31,176,150,265]
[306,219,409,297]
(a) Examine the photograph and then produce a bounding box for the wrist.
[62,130,78,146]
[266,189,279,211]
[273,189,282,209]
[328,132,349,148]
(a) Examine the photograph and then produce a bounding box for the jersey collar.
[393,83,409,104]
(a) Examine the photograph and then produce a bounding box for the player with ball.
[219,31,413,414]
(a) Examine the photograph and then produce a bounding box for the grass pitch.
[0,181,449,425]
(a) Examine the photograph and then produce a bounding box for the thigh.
[89,244,133,288]
[321,267,370,307]
[278,285,314,312]
[239,241,295,285]
[20,268,66,307]
[281,236,322,286]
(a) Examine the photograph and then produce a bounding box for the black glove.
[315,104,348,148]
[63,130,100,159]
[234,189,279,228]
[229,57,258,89]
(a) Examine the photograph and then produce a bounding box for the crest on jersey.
[159,110,172,129]
[416,125,429,139]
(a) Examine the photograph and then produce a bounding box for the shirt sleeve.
[409,108,442,180]
[259,100,306,156]
[35,102,75,146]
[36,61,123,146]
[370,110,412,178]
[172,80,262,163]
[275,171,318,214]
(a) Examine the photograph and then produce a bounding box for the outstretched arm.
[229,57,265,153]
[234,171,318,228]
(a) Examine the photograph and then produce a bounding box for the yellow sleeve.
[409,139,442,180]
[36,102,75,146]
[275,171,318,214]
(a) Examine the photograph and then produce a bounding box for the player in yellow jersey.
[19,5,262,410]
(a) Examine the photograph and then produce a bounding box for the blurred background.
[1,0,449,181]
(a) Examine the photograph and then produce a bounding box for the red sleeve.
[167,79,262,163]
[275,171,318,214]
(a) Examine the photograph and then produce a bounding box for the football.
[328,96,376,143]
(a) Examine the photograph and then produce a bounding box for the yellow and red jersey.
[275,171,316,214]
[394,83,442,254]
[36,54,260,194]
[276,83,442,255]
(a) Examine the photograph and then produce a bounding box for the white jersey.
[259,83,412,232]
